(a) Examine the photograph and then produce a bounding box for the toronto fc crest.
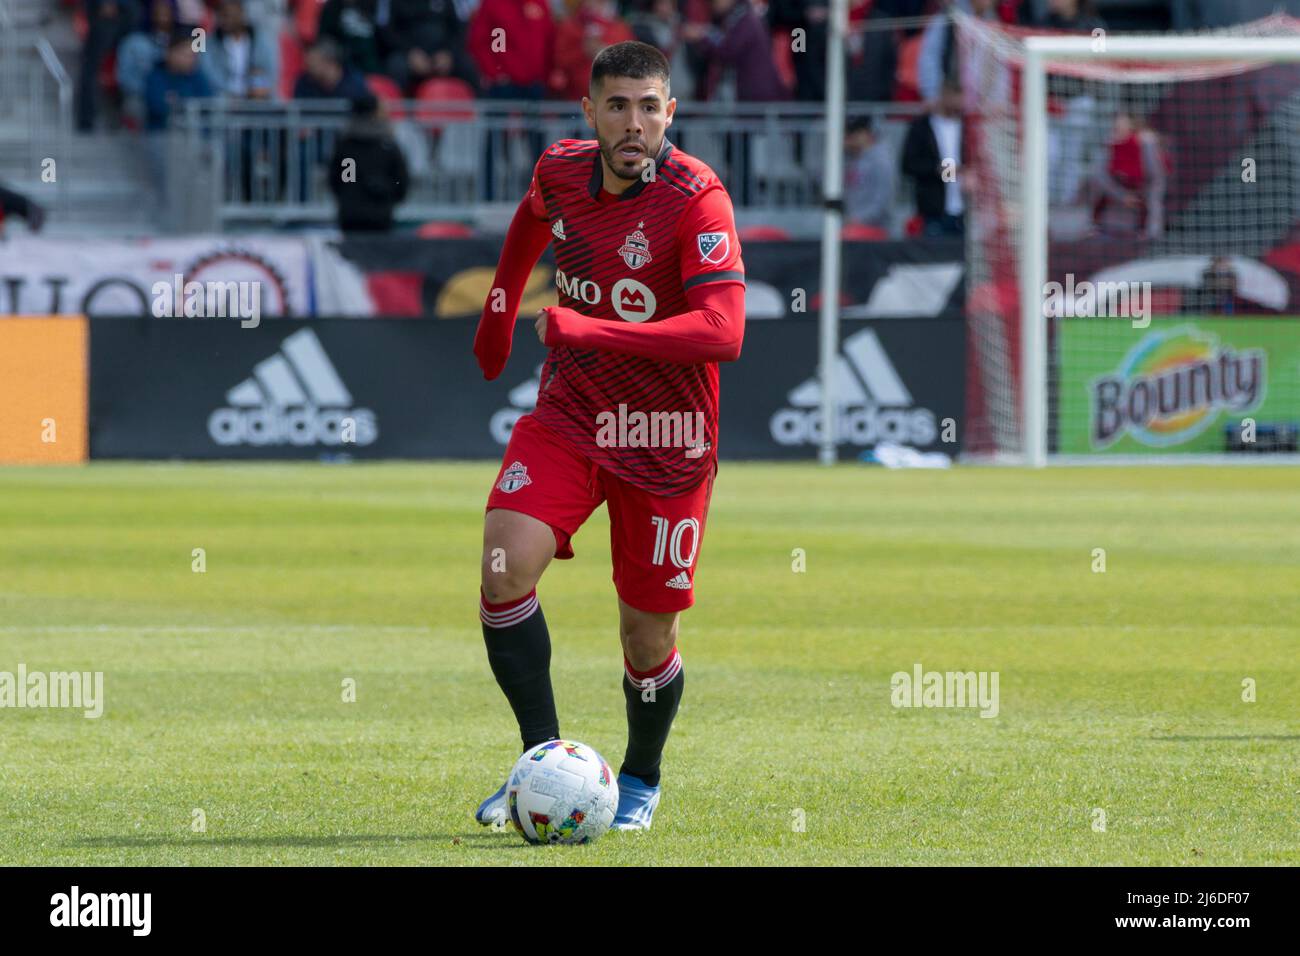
[618,222,653,270]
[497,461,532,494]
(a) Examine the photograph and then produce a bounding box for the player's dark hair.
[590,41,671,98]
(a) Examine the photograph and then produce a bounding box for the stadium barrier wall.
[86,315,966,461]
[0,316,88,464]
[0,236,967,322]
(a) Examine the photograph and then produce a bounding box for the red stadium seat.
[772,29,796,95]
[365,74,407,119]
[904,214,925,237]
[416,221,474,239]
[894,33,923,103]
[295,0,327,45]
[413,77,477,126]
[842,223,888,241]
[279,30,304,101]
[737,225,791,242]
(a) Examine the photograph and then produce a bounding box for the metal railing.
[0,0,20,124]
[32,36,72,213]
[173,99,926,230]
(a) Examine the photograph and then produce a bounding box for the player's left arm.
[538,186,745,364]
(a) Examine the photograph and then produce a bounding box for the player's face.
[584,76,676,182]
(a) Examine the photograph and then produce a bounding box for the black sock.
[480,588,559,751]
[619,647,684,788]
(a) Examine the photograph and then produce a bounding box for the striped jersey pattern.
[528,138,741,497]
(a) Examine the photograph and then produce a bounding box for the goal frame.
[1020,35,1300,467]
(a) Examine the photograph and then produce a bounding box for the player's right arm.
[473,160,552,380]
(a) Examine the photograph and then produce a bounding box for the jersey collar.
[588,138,675,202]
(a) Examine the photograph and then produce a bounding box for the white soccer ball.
[506,740,619,845]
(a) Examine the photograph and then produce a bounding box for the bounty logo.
[1090,326,1264,448]
[771,329,936,447]
[208,328,377,447]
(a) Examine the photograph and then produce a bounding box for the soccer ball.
[506,740,619,845]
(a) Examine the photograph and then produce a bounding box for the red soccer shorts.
[485,414,716,614]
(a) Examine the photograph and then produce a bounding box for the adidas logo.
[665,571,691,590]
[771,329,936,447]
[490,363,544,445]
[552,219,566,240]
[207,329,377,447]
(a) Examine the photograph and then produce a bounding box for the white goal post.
[1020,34,1300,467]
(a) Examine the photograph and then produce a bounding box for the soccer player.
[471,41,745,832]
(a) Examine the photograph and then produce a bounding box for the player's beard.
[598,129,659,182]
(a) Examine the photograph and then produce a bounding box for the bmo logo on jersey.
[553,271,657,322]
[612,279,656,322]
[555,269,601,305]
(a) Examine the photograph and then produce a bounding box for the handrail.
[0,0,19,120]
[172,96,924,229]
[33,35,72,213]
[35,35,72,93]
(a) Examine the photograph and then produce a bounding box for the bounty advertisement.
[1058,318,1300,455]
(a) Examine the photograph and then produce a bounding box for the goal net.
[955,12,1300,464]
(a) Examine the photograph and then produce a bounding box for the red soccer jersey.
[519,137,745,497]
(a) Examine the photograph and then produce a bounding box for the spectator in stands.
[318,0,383,74]
[468,0,555,99]
[328,93,410,232]
[293,36,370,100]
[918,0,998,104]
[901,76,966,236]
[380,0,479,95]
[767,0,828,101]
[78,0,141,131]
[0,183,47,237]
[1181,256,1240,314]
[844,117,894,231]
[144,30,214,130]
[1025,0,1105,32]
[175,0,207,23]
[118,0,189,127]
[1172,0,1282,29]
[846,0,895,102]
[203,0,280,99]
[625,0,695,100]
[682,0,788,101]
[549,0,635,101]
[1084,111,1166,239]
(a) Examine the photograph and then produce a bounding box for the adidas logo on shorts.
[664,571,691,590]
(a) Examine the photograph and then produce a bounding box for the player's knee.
[480,558,540,605]
[620,612,679,671]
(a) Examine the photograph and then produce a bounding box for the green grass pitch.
[0,462,1296,866]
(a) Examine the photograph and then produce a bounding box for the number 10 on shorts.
[650,516,701,569]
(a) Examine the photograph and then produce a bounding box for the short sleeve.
[677,185,745,293]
